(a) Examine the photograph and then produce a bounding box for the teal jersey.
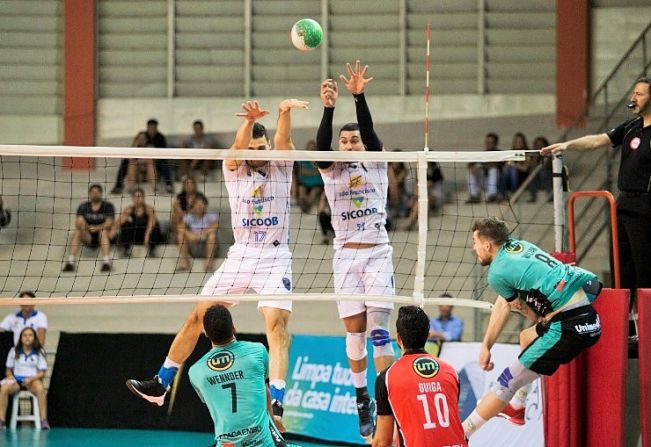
[189,340,283,447]
[488,239,598,315]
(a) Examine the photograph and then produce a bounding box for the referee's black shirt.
[607,116,651,192]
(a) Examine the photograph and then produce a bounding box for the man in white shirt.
[0,291,48,346]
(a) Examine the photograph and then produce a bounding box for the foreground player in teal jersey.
[463,217,602,438]
[189,304,287,447]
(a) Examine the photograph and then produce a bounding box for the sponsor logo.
[241,216,279,227]
[349,175,363,188]
[413,357,440,379]
[630,137,641,150]
[252,185,264,198]
[282,277,291,291]
[504,241,524,254]
[207,350,235,372]
[574,315,601,334]
[341,207,378,221]
[253,204,263,216]
[351,196,365,208]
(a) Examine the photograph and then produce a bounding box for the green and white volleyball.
[290,18,323,51]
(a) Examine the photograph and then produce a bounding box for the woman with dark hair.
[0,327,49,429]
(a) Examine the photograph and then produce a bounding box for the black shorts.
[519,306,601,375]
[87,232,101,248]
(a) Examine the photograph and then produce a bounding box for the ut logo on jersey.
[351,196,365,208]
[207,350,235,372]
[349,175,363,188]
[504,240,524,254]
[412,357,440,378]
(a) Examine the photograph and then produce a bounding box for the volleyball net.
[0,145,538,309]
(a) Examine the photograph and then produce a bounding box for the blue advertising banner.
[283,334,397,444]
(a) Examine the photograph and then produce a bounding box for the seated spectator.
[170,176,200,238]
[0,327,49,430]
[116,188,163,257]
[530,136,552,202]
[176,193,219,272]
[111,119,174,195]
[125,132,157,193]
[388,155,410,219]
[402,162,444,231]
[0,197,10,230]
[503,132,531,196]
[63,184,116,273]
[296,140,324,213]
[467,132,504,203]
[0,292,47,346]
[317,190,334,244]
[428,297,464,343]
[179,120,218,181]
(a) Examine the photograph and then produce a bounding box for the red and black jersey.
[375,351,467,447]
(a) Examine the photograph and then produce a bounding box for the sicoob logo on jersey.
[207,350,235,372]
[504,241,524,254]
[413,357,440,378]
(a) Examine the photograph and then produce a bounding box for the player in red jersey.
[373,306,467,447]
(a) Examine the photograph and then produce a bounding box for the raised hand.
[340,60,373,95]
[320,79,338,108]
[278,98,310,112]
[235,100,270,121]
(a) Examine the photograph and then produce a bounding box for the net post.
[552,154,565,252]
[413,151,428,307]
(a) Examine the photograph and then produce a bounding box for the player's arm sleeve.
[6,349,14,369]
[37,353,47,371]
[489,271,518,301]
[375,369,393,416]
[189,371,207,404]
[606,120,633,147]
[353,93,383,152]
[316,107,334,169]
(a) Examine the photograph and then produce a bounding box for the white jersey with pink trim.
[320,161,390,249]
[224,160,292,247]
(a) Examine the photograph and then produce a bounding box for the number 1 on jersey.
[417,393,450,429]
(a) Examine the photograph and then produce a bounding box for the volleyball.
[290,18,323,51]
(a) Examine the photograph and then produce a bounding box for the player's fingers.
[361,64,369,77]
[355,59,361,73]
[339,74,348,84]
[365,76,374,84]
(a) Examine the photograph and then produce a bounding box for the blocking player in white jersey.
[315,60,395,439]
[127,99,308,428]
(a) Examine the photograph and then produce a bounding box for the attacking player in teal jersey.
[463,217,603,439]
[189,304,287,447]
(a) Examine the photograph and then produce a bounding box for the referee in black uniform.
[541,77,651,299]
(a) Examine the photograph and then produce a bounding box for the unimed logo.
[412,356,440,379]
[207,350,235,372]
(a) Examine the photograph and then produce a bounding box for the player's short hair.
[472,217,510,245]
[18,291,35,298]
[339,122,360,135]
[203,304,235,345]
[147,118,158,126]
[396,305,430,349]
[252,122,268,140]
[88,183,103,194]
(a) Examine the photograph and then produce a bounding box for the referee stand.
[545,191,634,447]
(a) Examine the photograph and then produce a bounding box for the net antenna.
[424,22,431,152]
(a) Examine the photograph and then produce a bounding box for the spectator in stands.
[0,292,47,346]
[428,295,464,343]
[111,119,174,195]
[402,162,444,231]
[125,131,157,193]
[0,327,49,430]
[387,152,410,220]
[531,136,552,202]
[296,140,324,213]
[170,176,200,238]
[176,193,219,272]
[317,191,334,244]
[0,197,11,230]
[116,188,163,257]
[180,120,218,181]
[503,132,531,197]
[63,184,116,273]
[467,132,503,203]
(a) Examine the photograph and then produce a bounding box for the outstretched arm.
[316,79,338,169]
[274,99,309,151]
[340,60,383,151]
[226,101,270,171]
[540,133,611,156]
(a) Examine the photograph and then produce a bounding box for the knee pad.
[368,308,394,358]
[346,332,367,361]
[490,361,539,403]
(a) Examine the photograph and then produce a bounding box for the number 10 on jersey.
[417,393,450,429]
